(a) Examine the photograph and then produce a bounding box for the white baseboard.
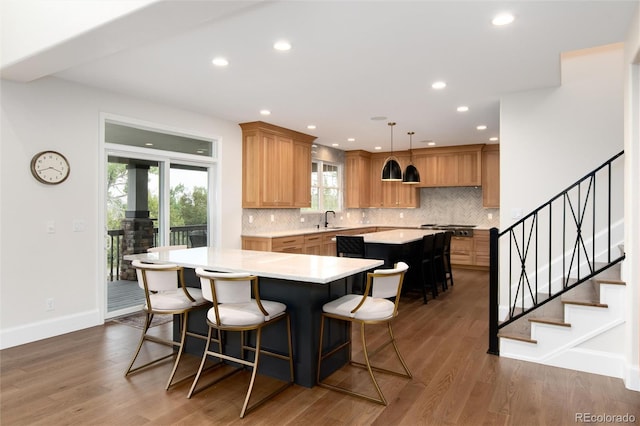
[0,309,102,350]
[624,364,640,391]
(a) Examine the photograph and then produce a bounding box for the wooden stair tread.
[498,330,537,344]
[528,317,570,327]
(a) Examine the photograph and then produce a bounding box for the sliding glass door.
[103,120,216,317]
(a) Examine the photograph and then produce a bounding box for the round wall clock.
[30,151,70,185]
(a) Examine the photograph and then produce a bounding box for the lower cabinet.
[449,229,490,268]
[242,227,379,256]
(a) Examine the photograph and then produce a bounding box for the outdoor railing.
[107,224,207,281]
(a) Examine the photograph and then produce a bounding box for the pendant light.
[381,122,402,181]
[402,131,421,184]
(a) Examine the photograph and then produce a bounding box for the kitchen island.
[124,247,384,387]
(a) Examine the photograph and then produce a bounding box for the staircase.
[498,262,627,378]
[487,151,626,379]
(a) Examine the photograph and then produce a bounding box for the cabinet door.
[369,156,385,207]
[482,146,500,208]
[345,152,371,208]
[450,237,474,265]
[474,230,490,266]
[457,151,482,186]
[436,153,459,186]
[242,133,261,208]
[262,134,294,206]
[293,140,311,207]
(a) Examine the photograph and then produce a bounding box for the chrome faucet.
[324,210,336,228]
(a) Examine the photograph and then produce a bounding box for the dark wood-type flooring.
[2,269,638,425]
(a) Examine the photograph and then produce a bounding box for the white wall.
[622,4,640,391]
[0,77,242,348]
[501,43,625,226]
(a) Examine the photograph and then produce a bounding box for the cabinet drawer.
[272,235,304,252]
[450,237,474,265]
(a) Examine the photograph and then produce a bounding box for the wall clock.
[30,151,70,185]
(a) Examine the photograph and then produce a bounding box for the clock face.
[31,151,70,184]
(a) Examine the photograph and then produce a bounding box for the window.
[309,160,342,211]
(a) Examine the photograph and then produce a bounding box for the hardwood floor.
[2,269,638,425]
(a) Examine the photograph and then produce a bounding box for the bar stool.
[124,260,210,390]
[188,269,294,418]
[317,262,412,405]
[420,233,438,303]
[433,232,447,292]
[443,231,454,288]
[336,235,367,293]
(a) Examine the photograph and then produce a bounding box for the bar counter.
[125,247,384,387]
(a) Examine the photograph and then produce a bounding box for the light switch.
[46,221,55,234]
[73,219,86,232]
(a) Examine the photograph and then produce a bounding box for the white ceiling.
[2,1,637,151]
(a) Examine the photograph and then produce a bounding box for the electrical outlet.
[46,298,54,311]
[400,212,404,219]
[300,217,305,222]
[270,214,275,222]
[488,213,493,220]
[248,215,254,224]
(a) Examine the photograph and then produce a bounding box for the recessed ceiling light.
[211,57,229,67]
[492,13,515,26]
[347,138,355,142]
[332,143,340,147]
[145,143,153,146]
[476,125,487,130]
[489,137,499,141]
[273,40,292,51]
[457,106,469,112]
[307,124,316,130]
[374,146,382,150]
[260,109,271,116]
[432,81,447,89]
[370,116,387,121]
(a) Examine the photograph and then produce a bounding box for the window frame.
[307,159,344,213]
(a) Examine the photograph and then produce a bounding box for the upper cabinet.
[345,151,419,208]
[345,150,371,208]
[412,144,483,187]
[482,144,500,208]
[240,121,316,208]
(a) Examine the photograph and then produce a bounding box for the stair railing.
[488,151,625,355]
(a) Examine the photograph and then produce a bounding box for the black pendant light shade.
[381,122,402,181]
[382,158,402,180]
[402,131,421,184]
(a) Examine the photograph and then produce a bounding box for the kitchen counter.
[125,246,382,284]
[241,224,494,239]
[124,246,383,388]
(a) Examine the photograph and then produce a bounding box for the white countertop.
[124,247,384,284]
[242,224,493,239]
[357,228,440,244]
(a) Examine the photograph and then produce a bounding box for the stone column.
[120,163,154,280]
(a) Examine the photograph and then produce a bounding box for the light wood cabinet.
[482,144,500,208]
[474,230,490,267]
[240,121,316,208]
[242,227,379,257]
[366,153,419,208]
[412,144,483,187]
[450,236,474,266]
[303,234,324,255]
[345,151,371,208]
[293,140,312,207]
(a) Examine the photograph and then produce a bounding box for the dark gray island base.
[181,269,356,388]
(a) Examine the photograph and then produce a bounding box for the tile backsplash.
[242,187,500,234]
